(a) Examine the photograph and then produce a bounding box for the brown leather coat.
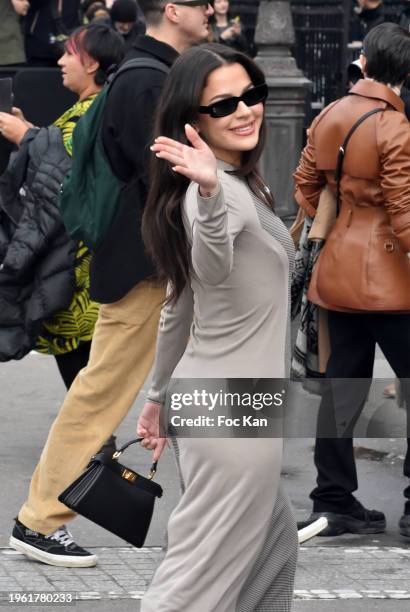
[294,79,410,312]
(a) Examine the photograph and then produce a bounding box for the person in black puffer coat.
[0,127,75,362]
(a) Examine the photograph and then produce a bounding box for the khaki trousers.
[19,280,165,535]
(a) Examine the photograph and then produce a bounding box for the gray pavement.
[1,350,410,611]
[1,544,410,600]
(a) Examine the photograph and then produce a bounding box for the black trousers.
[54,342,92,390]
[311,310,410,514]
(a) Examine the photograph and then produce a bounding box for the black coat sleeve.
[101,71,164,185]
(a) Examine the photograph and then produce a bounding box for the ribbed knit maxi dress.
[141,161,298,612]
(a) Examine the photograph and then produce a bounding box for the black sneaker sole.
[308,512,386,536]
[9,536,98,567]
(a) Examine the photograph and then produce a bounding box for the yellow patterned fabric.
[35,95,100,356]
[53,95,98,155]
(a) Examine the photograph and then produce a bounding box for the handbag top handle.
[334,107,384,216]
[112,438,158,481]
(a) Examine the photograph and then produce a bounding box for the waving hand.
[151,124,219,195]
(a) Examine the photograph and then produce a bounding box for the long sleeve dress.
[141,161,298,612]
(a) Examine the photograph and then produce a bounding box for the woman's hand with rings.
[151,124,219,197]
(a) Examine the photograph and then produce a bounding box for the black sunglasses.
[173,1,210,6]
[199,84,268,119]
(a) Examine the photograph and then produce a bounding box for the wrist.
[199,180,219,198]
[16,127,29,145]
[146,397,161,404]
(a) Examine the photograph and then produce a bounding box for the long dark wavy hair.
[142,43,273,303]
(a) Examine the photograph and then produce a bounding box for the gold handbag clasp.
[113,449,157,481]
[121,468,138,482]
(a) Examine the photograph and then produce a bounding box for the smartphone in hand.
[0,78,13,114]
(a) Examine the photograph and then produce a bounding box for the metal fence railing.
[230,1,350,109]
[230,1,409,109]
[291,0,350,110]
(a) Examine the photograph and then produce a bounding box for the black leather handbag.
[58,438,163,548]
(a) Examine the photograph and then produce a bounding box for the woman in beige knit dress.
[138,43,298,611]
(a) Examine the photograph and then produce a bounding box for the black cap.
[111,0,138,23]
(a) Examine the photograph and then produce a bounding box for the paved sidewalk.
[1,544,410,604]
[1,349,409,611]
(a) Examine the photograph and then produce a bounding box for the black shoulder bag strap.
[334,107,384,215]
